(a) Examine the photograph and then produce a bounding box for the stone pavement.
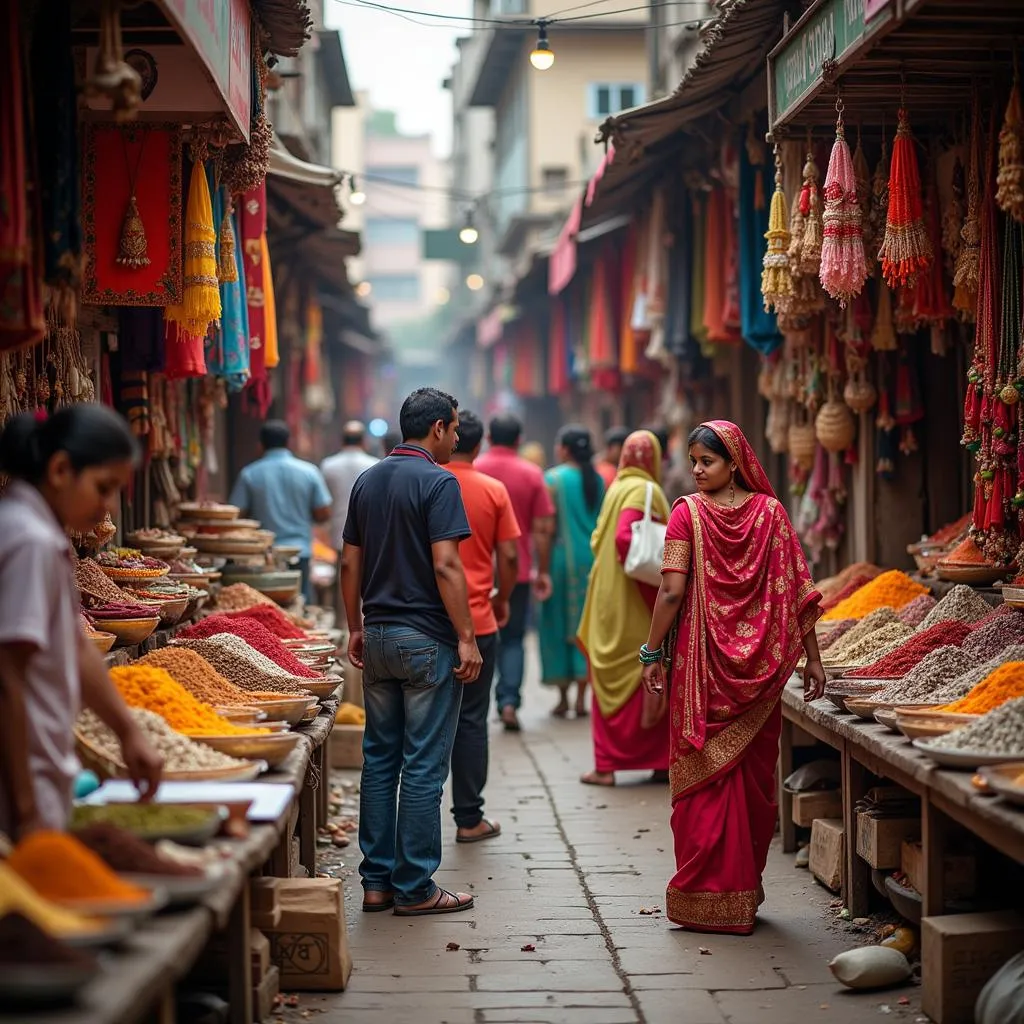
[319,662,924,1024]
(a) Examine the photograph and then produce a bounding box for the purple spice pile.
[898,594,938,628]
[962,608,1024,659]
[819,620,856,653]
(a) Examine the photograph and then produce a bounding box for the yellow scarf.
[261,234,279,368]
[577,462,670,717]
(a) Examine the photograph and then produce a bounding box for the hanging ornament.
[798,143,823,276]
[942,155,965,278]
[218,193,238,284]
[996,65,1024,222]
[879,106,932,287]
[115,131,150,268]
[820,99,868,306]
[866,139,890,270]
[912,164,953,354]
[954,92,982,320]
[996,218,1024,406]
[870,282,898,351]
[761,147,793,313]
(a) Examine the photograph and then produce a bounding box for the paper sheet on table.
[79,780,296,821]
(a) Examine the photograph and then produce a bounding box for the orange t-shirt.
[446,460,521,637]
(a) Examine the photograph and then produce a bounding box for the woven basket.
[816,399,856,453]
[844,375,877,414]
[788,422,817,470]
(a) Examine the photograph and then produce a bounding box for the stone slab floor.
[309,654,925,1024]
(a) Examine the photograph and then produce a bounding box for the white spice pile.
[874,645,976,705]
[826,621,912,667]
[929,643,1024,704]
[822,608,900,664]
[921,696,1024,755]
[916,584,993,632]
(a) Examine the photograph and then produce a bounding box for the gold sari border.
[666,887,758,932]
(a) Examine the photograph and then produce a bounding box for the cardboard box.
[922,911,1024,1024]
[856,813,920,869]
[792,789,842,827]
[901,841,976,901]
[251,928,271,983]
[265,879,352,991]
[250,878,282,931]
[809,817,844,892]
[330,723,364,769]
[253,964,280,1023]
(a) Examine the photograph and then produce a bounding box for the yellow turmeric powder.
[822,570,929,622]
[8,831,149,905]
[0,863,104,937]
[938,661,1024,714]
[109,664,268,736]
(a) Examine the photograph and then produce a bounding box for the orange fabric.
[446,461,521,636]
[596,461,618,488]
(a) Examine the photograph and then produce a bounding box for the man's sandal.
[393,888,474,917]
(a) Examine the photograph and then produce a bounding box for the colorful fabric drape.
[619,225,640,374]
[548,298,570,395]
[661,420,820,934]
[207,185,250,390]
[117,307,164,373]
[665,192,696,359]
[739,140,783,354]
[703,188,740,344]
[262,235,279,369]
[689,193,709,349]
[239,184,271,415]
[0,0,44,350]
[587,250,619,390]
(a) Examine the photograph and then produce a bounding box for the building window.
[365,165,419,187]
[586,83,646,120]
[542,167,569,193]
[364,218,419,246]
[366,274,421,302]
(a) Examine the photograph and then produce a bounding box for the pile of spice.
[819,620,857,653]
[941,535,994,566]
[927,645,1024,704]
[937,662,1024,715]
[71,804,216,834]
[74,557,126,602]
[821,608,900,664]
[822,570,929,622]
[173,636,314,694]
[72,823,203,877]
[77,707,255,772]
[85,600,160,620]
[7,831,150,905]
[109,665,269,736]
[826,622,912,668]
[95,549,169,577]
[0,911,97,970]
[962,608,1024,659]
[917,584,993,631]
[921,696,1024,755]
[921,513,972,548]
[873,645,976,705]
[821,575,876,613]
[846,620,973,679]
[224,603,308,640]
[817,562,884,605]
[0,864,101,938]
[179,616,320,678]
[214,582,276,612]
[138,648,299,705]
[898,594,938,628]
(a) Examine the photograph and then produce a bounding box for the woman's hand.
[803,658,826,702]
[642,661,665,696]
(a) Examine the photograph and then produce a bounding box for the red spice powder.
[224,603,307,640]
[822,575,873,612]
[179,615,322,678]
[846,619,973,679]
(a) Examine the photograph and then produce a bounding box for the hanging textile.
[702,187,740,344]
[0,0,44,350]
[689,193,709,349]
[619,225,641,374]
[239,184,271,416]
[207,186,250,390]
[548,297,570,395]
[739,141,783,355]
[117,307,164,373]
[262,235,279,369]
[588,250,619,390]
[665,190,695,360]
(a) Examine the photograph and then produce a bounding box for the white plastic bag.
[828,947,911,990]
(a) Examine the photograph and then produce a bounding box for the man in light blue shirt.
[229,420,332,603]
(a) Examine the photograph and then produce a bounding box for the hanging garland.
[799,144,824,277]
[996,66,1024,222]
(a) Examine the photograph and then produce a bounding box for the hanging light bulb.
[458,209,478,245]
[530,23,554,71]
[349,174,366,206]
[466,273,485,291]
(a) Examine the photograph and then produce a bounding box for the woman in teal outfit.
[539,425,604,717]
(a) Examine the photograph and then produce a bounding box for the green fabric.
[538,463,603,685]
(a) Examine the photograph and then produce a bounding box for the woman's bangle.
[639,643,663,665]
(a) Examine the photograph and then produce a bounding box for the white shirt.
[0,481,81,834]
[320,447,378,549]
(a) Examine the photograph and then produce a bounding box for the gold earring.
[729,468,736,505]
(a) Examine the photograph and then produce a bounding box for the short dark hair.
[489,414,522,447]
[260,420,290,450]
[400,387,458,441]
[0,405,139,484]
[454,410,484,454]
[342,425,366,446]
[642,423,670,462]
[604,426,631,449]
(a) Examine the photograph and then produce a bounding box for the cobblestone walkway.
[317,657,924,1024]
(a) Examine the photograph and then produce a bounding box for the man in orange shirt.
[446,411,520,844]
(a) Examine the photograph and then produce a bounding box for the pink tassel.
[820,115,868,305]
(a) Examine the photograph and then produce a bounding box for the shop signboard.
[768,0,895,130]
[160,0,252,140]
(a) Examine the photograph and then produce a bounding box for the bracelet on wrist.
[639,643,663,665]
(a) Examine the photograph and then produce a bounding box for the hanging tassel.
[866,141,889,272]
[954,93,982,319]
[912,167,953,332]
[997,68,1024,222]
[165,154,221,338]
[870,282,898,351]
[218,193,238,284]
[798,146,823,276]
[879,108,932,287]
[820,104,867,306]
[761,148,793,312]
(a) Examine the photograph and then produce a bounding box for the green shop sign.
[769,0,894,129]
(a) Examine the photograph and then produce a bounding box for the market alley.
[316,662,925,1024]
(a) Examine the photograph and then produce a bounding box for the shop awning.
[317,30,356,108]
[251,0,313,59]
[267,136,346,233]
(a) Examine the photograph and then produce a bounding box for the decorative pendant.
[117,194,150,268]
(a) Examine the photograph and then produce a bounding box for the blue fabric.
[228,449,331,557]
[358,625,462,904]
[206,185,250,390]
[495,581,530,710]
[344,447,471,645]
[738,142,783,356]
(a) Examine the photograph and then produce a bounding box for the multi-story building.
[648,0,718,100]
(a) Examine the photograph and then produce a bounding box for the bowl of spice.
[0,912,98,1008]
[977,762,1024,807]
[914,696,1024,768]
[192,730,302,767]
[70,804,226,845]
[893,708,978,740]
[936,537,1009,585]
[95,548,171,584]
[0,864,114,945]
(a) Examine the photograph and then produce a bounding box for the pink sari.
[662,421,820,934]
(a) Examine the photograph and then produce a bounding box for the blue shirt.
[229,449,332,557]
[343,445,470,645]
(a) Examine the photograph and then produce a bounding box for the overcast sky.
[325,1,473,157]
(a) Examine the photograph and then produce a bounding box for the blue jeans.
[495,582,530,711]
[358,624,462,905]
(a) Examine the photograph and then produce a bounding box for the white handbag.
[624,482,666,587]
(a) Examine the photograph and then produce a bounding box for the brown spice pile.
[214,583,276,612]
[137,648,296,705]
[74,557,125,602]
[173,637,313,694]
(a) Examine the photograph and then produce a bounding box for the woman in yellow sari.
[577,431,670,786]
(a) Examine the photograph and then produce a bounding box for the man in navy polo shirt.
[341,387,483,917]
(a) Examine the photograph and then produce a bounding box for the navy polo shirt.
[343,445,470,645]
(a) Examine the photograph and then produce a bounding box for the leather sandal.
[362,891,395,913]
[456,818,501,844]
[393,888,474,917]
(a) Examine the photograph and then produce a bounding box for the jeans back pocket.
[397,640,439,689]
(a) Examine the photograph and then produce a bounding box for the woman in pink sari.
[640,421,825,935]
